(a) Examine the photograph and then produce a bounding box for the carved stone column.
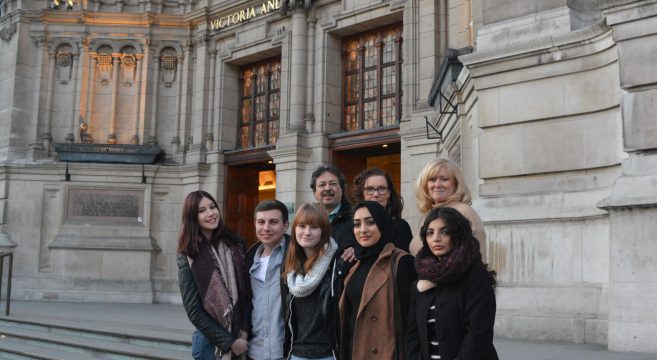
[288,9,307,132]
[108,53,121,144]
[131,54,144,144]
[148,51,161,146]
[205,49,217,151]
[172,51,184,153]
[304,16,317,133]
[66,50,81,143]
[84,52,97,144]
[43,50,57,150]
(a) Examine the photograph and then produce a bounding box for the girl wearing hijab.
[406,207,498,360]
[351,167,413,252]
[282,203,340,360]
[340,201,416,360]
[176,190,249,359]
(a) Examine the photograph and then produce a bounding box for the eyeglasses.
[364,186,389,195]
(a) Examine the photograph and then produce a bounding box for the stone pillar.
[304,16,316,133]
[85,52,97,143]
[288,9,307,133]
[130,54,144,144]
[67,50,82,143]
[187,34,209,163]
[205,49,217,151]
[108,53,121,144]
[28,35,47,158]
[598,0,657,353]
[172,51,184,153]
[149,51,161,146]
[42,50,57,150]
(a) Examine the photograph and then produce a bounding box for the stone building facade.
[0,0,656,352]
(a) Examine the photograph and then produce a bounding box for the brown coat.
[339,243,405,360]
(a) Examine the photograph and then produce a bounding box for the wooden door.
[225,165,260,247]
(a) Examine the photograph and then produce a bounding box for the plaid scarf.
[189,233,247,336]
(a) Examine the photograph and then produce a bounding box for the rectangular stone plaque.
[66,188,144,224]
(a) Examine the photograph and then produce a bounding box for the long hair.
[351,167,404,218]
[283,203,331,277]
[177,190,228,257]
[415,158,472,213]
[419,207,496,286]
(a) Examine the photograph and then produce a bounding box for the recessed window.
[343,24,403,132]
[238,58,281,148]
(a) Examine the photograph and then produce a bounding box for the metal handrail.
[0,252,13,316]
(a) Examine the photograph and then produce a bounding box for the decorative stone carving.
[0,23,17,43]
[121,54,136,87]
[97,52,113,85]
[160,55,177,87]
[56,52,73,85]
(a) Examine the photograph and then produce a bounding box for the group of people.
[176,159,498,360]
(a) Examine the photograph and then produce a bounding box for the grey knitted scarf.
[286,238,338,298]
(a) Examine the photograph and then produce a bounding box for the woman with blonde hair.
[409,159,486,259]
[282,203,340,360]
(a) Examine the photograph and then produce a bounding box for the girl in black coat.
[406,207,498,360]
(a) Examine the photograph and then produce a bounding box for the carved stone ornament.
[56,52,73,85]
[96,53,113,85]
[120,54,136,87]
[57,52,72,66]
[0,23,17,43]
[160,55,177,88]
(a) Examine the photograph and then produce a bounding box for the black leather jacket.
[177,254,234,354]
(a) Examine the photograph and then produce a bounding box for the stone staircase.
[0,315,192,359]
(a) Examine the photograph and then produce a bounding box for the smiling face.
[353,207,382,248]
[255,209,288,254]
[363,175,390,209]
[314,171,342,212]
[427,166,455,205]
[425,218,453,258]
[295,222,323,258]
[198,196,220,239]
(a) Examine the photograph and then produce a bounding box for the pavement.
[2,301,657,360]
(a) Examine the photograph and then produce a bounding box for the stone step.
[0,337,92,360]
[0,317,190,352]
[0,319,191,360]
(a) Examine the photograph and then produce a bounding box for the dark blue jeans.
[192,329,217,360]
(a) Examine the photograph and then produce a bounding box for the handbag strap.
[391,250,405,360]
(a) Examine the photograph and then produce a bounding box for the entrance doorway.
[332,141,401,202]
[224,157,276,248]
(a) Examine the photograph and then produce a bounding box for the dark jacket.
[331,199,356,281]
[331,199,355,251]
[177,254,235,354]
[284,257,341,360]
[244,234,291,356]
[405,262,498,360]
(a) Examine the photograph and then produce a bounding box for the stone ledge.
[49,235,160,252]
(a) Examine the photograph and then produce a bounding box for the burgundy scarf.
[415,232,481,285]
